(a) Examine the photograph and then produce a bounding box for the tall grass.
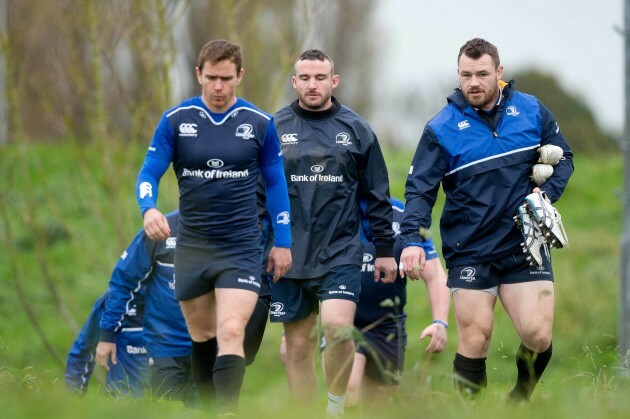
[0,142,627,418]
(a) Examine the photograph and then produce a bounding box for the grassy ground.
[0,141,627,417]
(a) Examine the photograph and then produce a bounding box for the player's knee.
[459,327,492,355]
[521,330,552,353]
[286,335,316,362]
[217,317,246,344]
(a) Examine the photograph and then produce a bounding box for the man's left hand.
[374,256,397,283]
[267,247,292,283]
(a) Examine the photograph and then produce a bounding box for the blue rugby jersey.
[99,211,191,358]
[401,81,573,268]
[137,97,291,247]
[66,290,147,395]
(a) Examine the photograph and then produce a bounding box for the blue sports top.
[99,211,191,358]
[400,81,573,267]
[136,97,291,247]
[356,198,438,327]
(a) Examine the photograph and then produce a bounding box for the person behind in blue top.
[280,198,451,411]
[65,290,147,396]
[92,210,272,406]
[399,38,573,401]
[134,39,292,416]
[345,198,450,409]
[94,210,193,404]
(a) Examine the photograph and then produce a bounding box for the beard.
[464,83,499,109]
[298,90,331,111]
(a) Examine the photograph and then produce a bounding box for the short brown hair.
[458,38,500,68]
[197,39,243,72]
[295,49,334,74]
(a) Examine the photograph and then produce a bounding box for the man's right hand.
[400,245,426,280]
[143,208,171,240]
[95,341,117,371]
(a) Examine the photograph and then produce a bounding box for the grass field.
[0,141,628,418]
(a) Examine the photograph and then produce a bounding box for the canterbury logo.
[281,133,299,144]
[179,123,198,137]
[139,182,153,199]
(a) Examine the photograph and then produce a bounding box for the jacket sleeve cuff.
[401,234,425,247]
[375,244,394,258]
[99,330,116,343]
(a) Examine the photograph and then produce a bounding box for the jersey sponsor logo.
[126,345,147,355]
[207,159,225,168]
[328,288,355,297]
[530,265,550,275]
[181,167,250,179]
[139,182,153,199]
[236,123,255,139]
[237,275,261,288]
[459,267,476,282]
[179,123,198,137]
[458,120,471,130]
[361,261,374,272]
[290,173,343,183]
[506,105,520,116]
[270,302,286,317]
[276,211,290,225]
[392,221,401,236]
[335,132,352,146]
[165,237,176,249]
[362,253,374,272]
[289,164,343,182]
[281,133,299,145]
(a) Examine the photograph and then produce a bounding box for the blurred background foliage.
[1,0,617,152]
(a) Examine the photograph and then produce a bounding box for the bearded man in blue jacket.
[399,38,573,402]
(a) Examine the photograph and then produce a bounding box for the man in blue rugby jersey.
[399,38,573,401]
[135,39,292,416]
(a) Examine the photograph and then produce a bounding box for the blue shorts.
[148,356,198,406]
[357,317,407,385]
[447,251,554,290]
[270,264,361,323]
[174,231,262,301]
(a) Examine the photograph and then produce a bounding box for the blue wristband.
[433,319,448,329]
